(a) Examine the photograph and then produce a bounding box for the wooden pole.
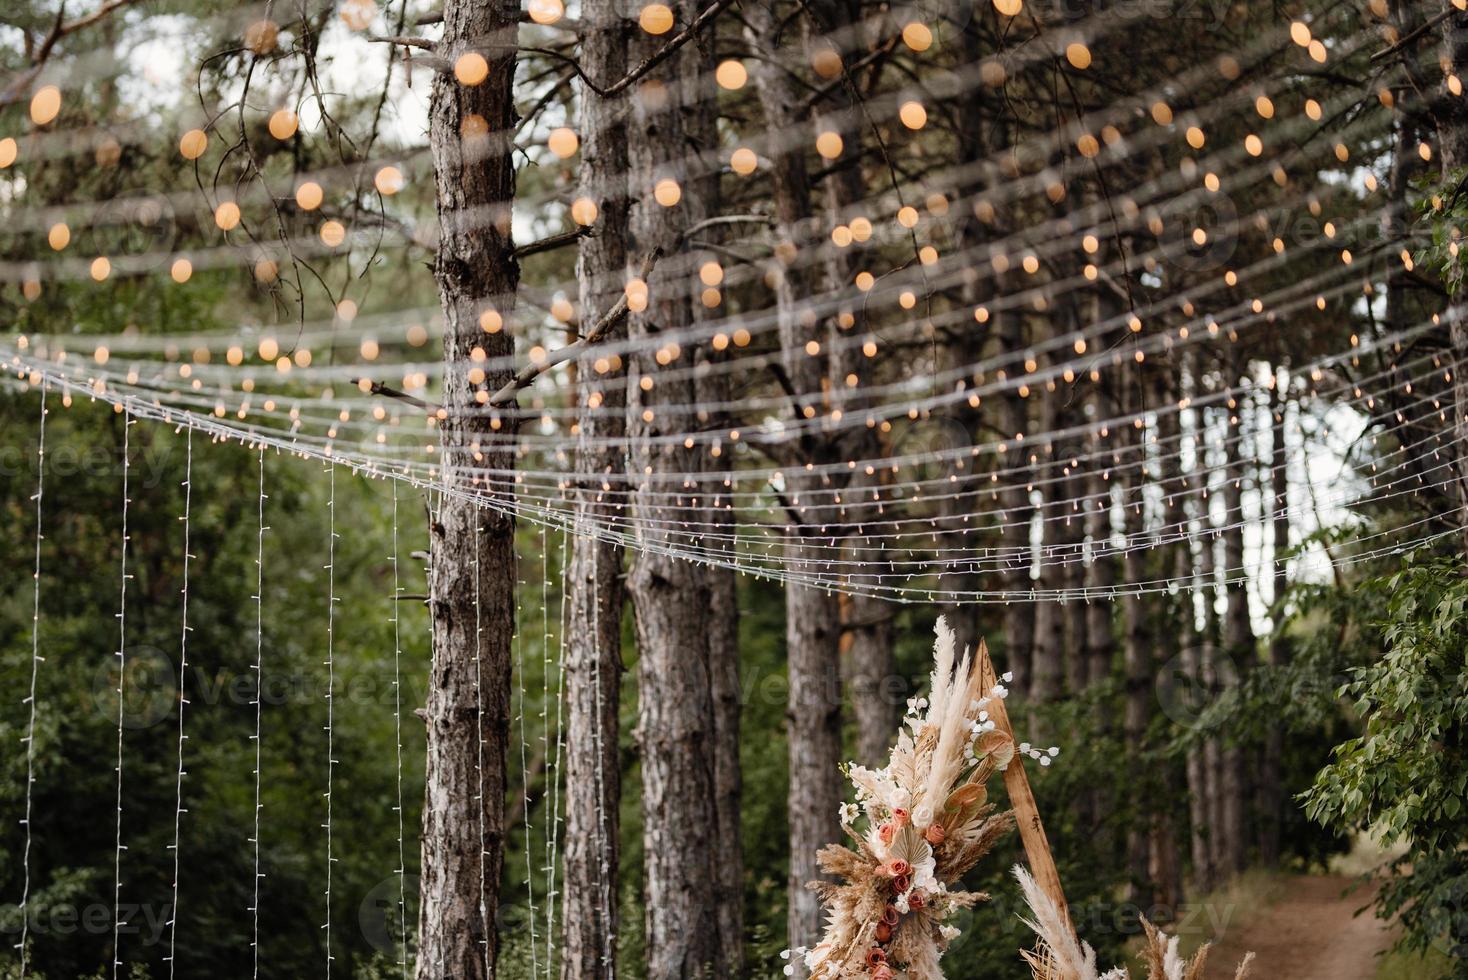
[976,638,1074,935]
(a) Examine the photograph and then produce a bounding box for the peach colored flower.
[908,890,926,911]
[872,967,895,980]
[893,874,910,894]
[865,947,887,968]
[882,905,900,926]
[891,808,910,827]
[874,922,892,943]
[924,824,945,845]
[878,823,896,845]
[887,859,911,878]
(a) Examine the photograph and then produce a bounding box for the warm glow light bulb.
[528,0,563,23]
[296,181,324,210]
[374,166,404,195]
[570,197,599,225]
[30,86,60,125]
[639,4,674,34]
[547,127,579,158]
[455,52,489,86]
[730,147,757,175]
[816,131,843,158]
[899,101,927,129]
[179,129,208,159]
[268,109,298,140]
[715,60,747,90]
[653,178,681,206]
[902,22,932,51]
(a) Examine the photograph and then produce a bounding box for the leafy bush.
[1304,556,1468,975]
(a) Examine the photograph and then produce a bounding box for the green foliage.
[1416,168,1468,297]
[1303,556,1468,974]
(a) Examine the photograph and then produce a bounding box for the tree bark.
[1256,378,1289,867]
[1436,2,1468,547]
[560,0,629,971]
[624,1,724,974]
[999,310,1036,690]
[420,2,519,974]
[1121,412,1153,902]
[843,589,898,768]
[1180,366,1215,893]
[686,54,744,966]
[744,2,855,963]
[1031,394,1068,711]
[1219,381,1253,879]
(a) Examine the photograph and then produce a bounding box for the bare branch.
[513,226,590,260]
[487,248,661,407]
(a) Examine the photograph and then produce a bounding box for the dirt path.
[1202,876,1396,980]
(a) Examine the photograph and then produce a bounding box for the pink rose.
[874,922,892,943]
[924,824,946,845]
[891,808,910,827]
[865,947,887,968]
[882,905,900,926]
[879,823,896,845]
[873,966,895,980]
[887,859,911,878]
[909,890,926,910]
[893,874,910,894]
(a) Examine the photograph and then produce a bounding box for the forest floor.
[1198,875,1394,980]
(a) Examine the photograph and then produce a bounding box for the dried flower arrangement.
[1013,867,1256,980]
[785,618,1018,979]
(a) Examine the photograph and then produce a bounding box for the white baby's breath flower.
[941,925,961,942]
[1019,741,1031,754]
[894,893,910,914]
[992,683,1008,699]
[1002,671,1014,683]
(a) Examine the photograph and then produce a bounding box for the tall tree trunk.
[1436,3,1468,546]
[706,556,743,975]
[1197,411,1228,883]
[1031,400,1066,710]
[999,310,1036,689]
[420,3,519,974]
[624,1,723,972]
[1219,379,1254,878]
[746,1,857,961]
[1180,366,1215,893]
[843,589,898,767]
[1150,371,1186,912]
[1121,412,1153,902]
[687,71,744,970]
[560,0,629,971]
[1257,377,1289,867]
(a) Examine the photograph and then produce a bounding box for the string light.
[390,481,409,979]
[249,447,267,979]
[323,463,338,977]
[165,426,193,977]
[111,408,134,980]
[517,529,540,975]
[16,384,46,980]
